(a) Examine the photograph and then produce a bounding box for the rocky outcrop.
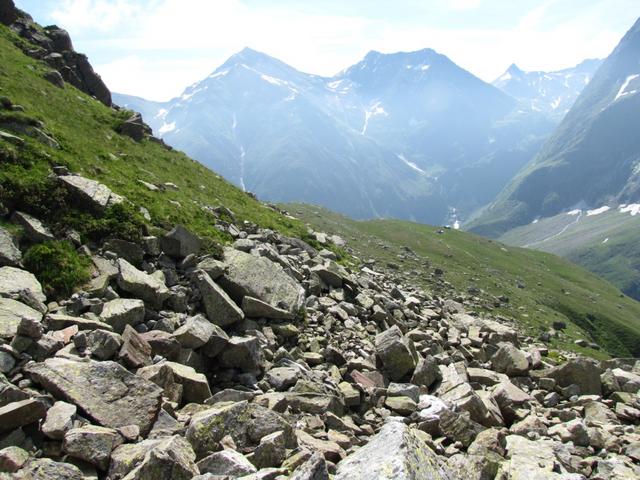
[0,1,111,106]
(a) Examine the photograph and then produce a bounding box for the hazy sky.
[14,0,640,101]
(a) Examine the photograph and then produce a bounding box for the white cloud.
[48,0,640,100]
[51,0,141,32]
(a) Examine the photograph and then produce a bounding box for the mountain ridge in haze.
[115,46,567,224]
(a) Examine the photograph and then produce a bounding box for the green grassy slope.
[288,203,640,358]
[499,209,640,300]
[0,25,310,247]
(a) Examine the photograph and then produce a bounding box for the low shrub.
[23,240,92,298]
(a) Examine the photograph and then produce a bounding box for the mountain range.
[470,17,640,237]
[114,48,594,225]
[492,59,602,120]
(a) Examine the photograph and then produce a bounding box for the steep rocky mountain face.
[1,2,640,479]
[115,48,556,225]
[493,59,602,121]
[470,16,640,237]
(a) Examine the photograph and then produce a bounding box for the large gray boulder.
[117,259,169,309]
[186,401,295,459]
[491,343,529,377]
[100,298,145,333]
[540,358,602,395]
[0,297,42,339]
[63,425,121,470]
[17,458,84,480]
[160,225,201,259]
[219,247,305,314]
[290,452,329,480]
[0,227,21,267]
[194,271,244,327]
[196,449,257,477]
[11,211,54,243]
[25,358,163,435]
[334,420,451,479]
[0,266,47,313]
[118,435,198,480]
[138,361,211,405]
[375,325,418,381]
[59,175,122,210]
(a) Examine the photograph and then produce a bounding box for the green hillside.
[288,203,640,358]
[0,24,311,248]
[499,208,640,300]
[3,19,640,360]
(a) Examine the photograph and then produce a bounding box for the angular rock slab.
[186,400,295,459]
[59,175,120,210]
[25,358,162,435]
[0,227,21,267]
[334,420,451,480]
[114,435,198,480]
[117,259,169,309]
[0,297,42,339]
[0,266,47,313]
[219,247,305,314]
[195,270,244,327]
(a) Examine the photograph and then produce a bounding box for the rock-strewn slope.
[0,175,639,479]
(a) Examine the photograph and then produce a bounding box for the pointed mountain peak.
[507,63,523,74]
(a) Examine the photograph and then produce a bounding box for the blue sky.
[14,0,640,101]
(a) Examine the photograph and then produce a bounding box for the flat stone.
[138,361,211,405]
[334,420,450,479]
[160,225,201,259]
[59,175,117,210]
[63,425,120,470]
[219,335,264,373]
[100,298,145,333]
[0,445,29,472]
[0,298,42,339]
[290,452,329,480]
[172,314,215,349]
[0,398,47,433]
[0,266,47,313]
[42,401,77,439]
[18,458,83,480]
[111,435,198,480]
[25,358,162,435]
[241,295,294,320]
[186,401,294,459]
[197,449,257,476]
[375,325,418,381]
[0,227,21,267]
[195,270,244,327]
[118,324,152,368]
[117,259,169,309]
[539,358,602,395]
[11,211,54,243]
[47,313,112,332]
[219,247,305,314]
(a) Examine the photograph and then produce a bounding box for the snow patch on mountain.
[614,74,639,101]
[587,206,611,216]
[361,101,388,135]
[397,154,425,174]
[620,204,640,216]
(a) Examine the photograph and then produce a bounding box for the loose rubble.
[0,173,638,480]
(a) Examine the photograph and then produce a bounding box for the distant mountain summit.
[115,46,557,224]
[470,17,640,236]
[493,59,602,119]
